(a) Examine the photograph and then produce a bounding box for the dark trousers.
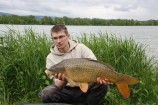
[39,83,108,105]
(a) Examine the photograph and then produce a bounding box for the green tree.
[40,16,53,25]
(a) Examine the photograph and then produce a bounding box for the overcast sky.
[0,0,158,20]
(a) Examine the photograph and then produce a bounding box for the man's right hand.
[54,73,67,88]
[54,73,65,81]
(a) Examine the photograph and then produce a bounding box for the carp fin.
[116,82,130,99]
[65,76,76,87]
[78,83,88,93]
[85,58,115,71]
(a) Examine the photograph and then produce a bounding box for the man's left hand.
[96,77,113,85]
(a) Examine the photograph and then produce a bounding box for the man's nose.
[57,38,61,42]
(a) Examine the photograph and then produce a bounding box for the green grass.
[0,28,158,105]
[79,32,158,105]
[0,28,52,104]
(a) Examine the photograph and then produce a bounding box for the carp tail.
[115,74,139,99]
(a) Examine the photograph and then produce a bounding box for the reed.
[0,28,52,104]
[79,32,158,104]
[0,28,158,105]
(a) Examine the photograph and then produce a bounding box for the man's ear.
[67,34,71,39]
[67,34,70,37]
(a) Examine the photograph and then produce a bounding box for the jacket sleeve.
[46,55,54,69]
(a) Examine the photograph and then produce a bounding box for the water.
[0,24,158,59]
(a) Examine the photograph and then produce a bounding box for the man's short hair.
[51,24,68,35]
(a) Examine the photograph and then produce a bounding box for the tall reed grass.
[0,28,52,104]
[0,28,158,105]
[79,32,158,105]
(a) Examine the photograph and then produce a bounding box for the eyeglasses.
[52,35,67,40]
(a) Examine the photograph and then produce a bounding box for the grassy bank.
[0,28,52,105]
[0,28,158,105]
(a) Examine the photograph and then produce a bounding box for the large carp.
[45,58,139,99]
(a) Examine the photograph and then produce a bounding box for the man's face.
[51,30,69,49]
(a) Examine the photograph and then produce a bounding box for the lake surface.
[0,24,158,60]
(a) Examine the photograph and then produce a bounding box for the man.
[40,24,109,105]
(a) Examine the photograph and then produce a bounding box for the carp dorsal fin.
[65,76,76,87]
[85,58,115,71]
[78,83,88,93]
[84,58,97,61]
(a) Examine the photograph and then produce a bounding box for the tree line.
[0,15,158,26]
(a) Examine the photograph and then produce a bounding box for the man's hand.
[96,77,113,85]
[54,73,67,88]
[54,73,66,81]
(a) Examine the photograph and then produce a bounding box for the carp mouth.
[45,69,54,79]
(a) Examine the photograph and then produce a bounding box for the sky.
[0,0,158,20]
